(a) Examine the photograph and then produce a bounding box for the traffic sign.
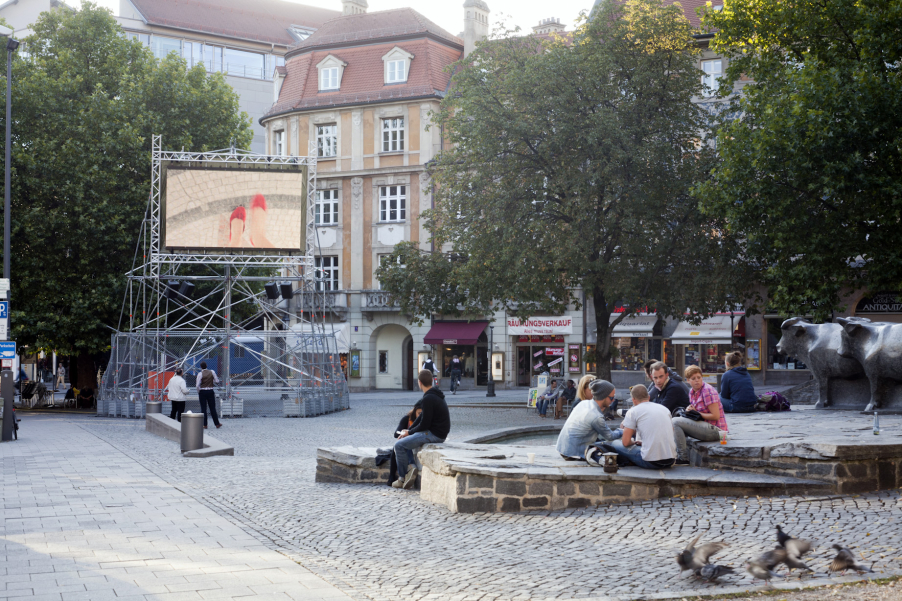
[0,301,7,319]
[0,341,15,359]
[0,279,9,291]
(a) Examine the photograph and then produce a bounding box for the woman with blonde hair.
[575,375,595,408]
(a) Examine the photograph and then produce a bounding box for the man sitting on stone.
[392,370,451,490]
[649,361,690,414]
[592,384,676,469]
[644,359,688,403]
[556,379,622,462]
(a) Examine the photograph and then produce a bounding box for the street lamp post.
[486,325,495,398]
[0,29,17,444]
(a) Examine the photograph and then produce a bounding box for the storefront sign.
[545,347,565,356]
[547,357,563,367]
[568,344,581,373]
[442,339,458,345]
[507,316,573,336]
[856,292,902,314]
[533,349,543,358]
[534,361,544,370]
[746,339,761,370]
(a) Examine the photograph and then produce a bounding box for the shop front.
[508,316,574,387]
[423,321,489,387]
[671,314,745,383]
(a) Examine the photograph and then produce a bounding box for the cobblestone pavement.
[10,394,902,601]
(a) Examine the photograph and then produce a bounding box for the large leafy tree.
[696,0,902,318]
[378,0,748,380]
[3,2,252,386]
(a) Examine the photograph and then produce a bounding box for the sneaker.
[675,458,691,466]
[584,446,603,467]
[402,466,418,489]
[391,478,404,488]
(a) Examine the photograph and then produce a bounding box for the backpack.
[758,391,790,412]
[423,360,436,374]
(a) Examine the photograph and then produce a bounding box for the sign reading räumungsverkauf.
[506,317,573,336]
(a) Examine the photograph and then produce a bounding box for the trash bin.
[146,401,162,414]
[180,412,204,452]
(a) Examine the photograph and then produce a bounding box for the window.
[206,45,223,72]
[234,346,245,359]
[274,131,284,156]
[316,124,337,158]
[320,67,339,90]
[151,36,181,60]
[184,41,203,69]
[378,351,388,373]
[702,59,723,94]
[125,32,150,47]
[379,185,406,222]
[315,256,339,291]
[315,190,339,225]
[386,59,406,83]
[376,254,405,289]
[382,118,404,152]
[223,47,266,79]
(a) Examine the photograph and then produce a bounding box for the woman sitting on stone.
[719,351,758,413]
[672,365,729,464]
[383,401,422,486]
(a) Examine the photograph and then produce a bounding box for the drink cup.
[527,453,536,464]
[719,430,728,445]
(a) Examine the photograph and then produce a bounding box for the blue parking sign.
[0,341,14,359]
[0,302,7,319]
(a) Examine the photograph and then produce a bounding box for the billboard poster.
[163,165,307,252]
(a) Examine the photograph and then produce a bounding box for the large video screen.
[163,166,307,252]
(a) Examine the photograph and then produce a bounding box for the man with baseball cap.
[556,379,623,462]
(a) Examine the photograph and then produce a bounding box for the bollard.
[180,412,204,453]
[146,401,162,414]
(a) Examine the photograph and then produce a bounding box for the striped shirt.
[689,382,729,432]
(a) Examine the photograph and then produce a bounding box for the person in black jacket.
[383,401,423,485]
[392,370,451,489]
[649,361,690,413]
[644,359,689,403]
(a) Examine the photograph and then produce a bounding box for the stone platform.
[316,407,902,513]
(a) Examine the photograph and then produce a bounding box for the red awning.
[424,321,488,345]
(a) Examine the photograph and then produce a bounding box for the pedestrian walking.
[55,363,66,391]
[166,368,189,422]
[195,361,222,429]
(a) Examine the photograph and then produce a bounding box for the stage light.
[279,282,293,300]
[264,282,280,300]
[164,280,180,299]
[177,281,195,299]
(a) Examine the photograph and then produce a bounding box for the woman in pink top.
[672,365,729,464]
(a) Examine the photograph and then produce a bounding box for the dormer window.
[381,46,413,85]
[316,55,347,92]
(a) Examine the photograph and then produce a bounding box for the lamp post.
[0,29,17,444]
[486,325,495,397]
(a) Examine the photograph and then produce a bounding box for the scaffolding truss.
[99,136,350,418]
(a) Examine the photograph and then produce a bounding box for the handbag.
[674,407,704,421]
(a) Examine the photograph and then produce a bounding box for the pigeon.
[676,533,729,574]
[827,544,875,575]
[746,561,782,584]
[698,564,735,583]
[746,547,788,584]
[775,526,813,574]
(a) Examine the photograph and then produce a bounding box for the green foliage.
[697,0,902,319]
[1,2,252,357]
[378,0,750,379]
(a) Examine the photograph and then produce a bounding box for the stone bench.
[145,414,234,458]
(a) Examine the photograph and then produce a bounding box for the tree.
[2,2,252,387]
[377,0,748,380]
[696,0,902,319]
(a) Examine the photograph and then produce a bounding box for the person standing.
[393,370,451,489]
[166,368,189,422]
[195,361,222,429]
[55,362,66,391]
[448,355,462,394]
[719,351,757,413]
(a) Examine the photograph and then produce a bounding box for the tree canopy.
[378,0,748,379]
[2,2,252,380]
[697,0,902,318]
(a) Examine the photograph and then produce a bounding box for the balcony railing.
[362,290,400,311]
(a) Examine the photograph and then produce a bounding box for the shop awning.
[670,315,743,345]
[584,314,658,343]
[424,321,488,345]
[289,322,351,353]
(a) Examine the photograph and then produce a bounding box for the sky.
[94,0,595,37]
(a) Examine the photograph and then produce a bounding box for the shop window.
[585,344,597,374]
[767,319,808,369]
[378,351,388,373]
[648,339,675,368]
[611,338,647,371]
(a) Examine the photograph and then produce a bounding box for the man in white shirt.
[593,384,676,469]
[195,361,222,429]
[166,368,189,422]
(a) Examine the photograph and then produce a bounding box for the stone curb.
[145,413,234,457]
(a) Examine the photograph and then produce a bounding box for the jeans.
[672,416,721,460]
[198,389,220,428]
[393,431,445,480]
[601,441,674,470]
[721,396,757,413]
[450,370,462,392]
[169,400,186,422]
[537,398,549,416]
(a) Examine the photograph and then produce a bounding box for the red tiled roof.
[266,37,461,118]
[128,0,340,46]
[676,0,723,29]
[288,8,463,55]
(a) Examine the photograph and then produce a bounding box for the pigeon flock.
[676,525,876,586]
